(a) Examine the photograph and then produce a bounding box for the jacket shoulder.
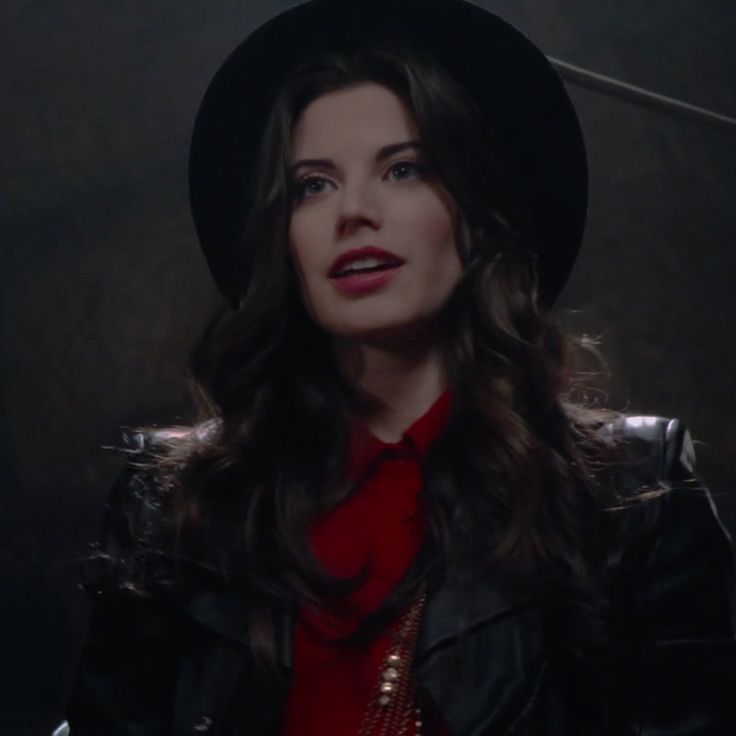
[79,420,220,597]
[598,414,735,638]
[117,418,221,458]
[591,417,736,731]
[597,414,695,484]
[127,419,222,450]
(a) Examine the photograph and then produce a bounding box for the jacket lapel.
[154,547,296,676]
[414,565,552,735]
[158,526,553,734]
[414,566,550,664]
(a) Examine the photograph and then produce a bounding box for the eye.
[291,159,430,204]
[387,159,428,181]
[292,175,332,202]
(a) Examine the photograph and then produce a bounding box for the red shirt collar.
[346,387,454,483]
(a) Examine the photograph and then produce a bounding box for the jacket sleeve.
[64,441,191,735]
[603,417,736,735]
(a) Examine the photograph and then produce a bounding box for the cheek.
[288,218,312,280]
[408,197,460,265]
[287,240,310,311]
[288,217,327,319]
[288,209,328,265]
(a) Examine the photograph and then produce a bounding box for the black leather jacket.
[63,416,736,735]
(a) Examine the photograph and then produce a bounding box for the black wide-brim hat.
[189,0,588,307]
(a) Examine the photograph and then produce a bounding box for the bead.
[382,667,399,681]
[378,694,391,706]
[380,681,395,694]
[387,653,401,665]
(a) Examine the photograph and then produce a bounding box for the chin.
[328,316,437,347]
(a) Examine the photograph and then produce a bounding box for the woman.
[63,1,735,734]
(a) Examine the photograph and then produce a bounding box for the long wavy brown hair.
[138,43,632,680]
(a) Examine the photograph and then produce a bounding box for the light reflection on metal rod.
[548,56,736,133]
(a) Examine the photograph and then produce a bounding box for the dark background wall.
[1,1,734,733]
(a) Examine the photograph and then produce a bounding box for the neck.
[334,331,449,443]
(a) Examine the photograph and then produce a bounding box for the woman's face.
[288,82,467,345]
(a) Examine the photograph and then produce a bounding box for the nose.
[336,177,381,237]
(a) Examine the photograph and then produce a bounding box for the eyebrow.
[290,140,422,174]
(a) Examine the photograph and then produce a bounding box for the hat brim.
[189,0,588,306]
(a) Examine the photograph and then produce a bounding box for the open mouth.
[330,263,404,294]
[328,250,406,279]
[332,262,402,278]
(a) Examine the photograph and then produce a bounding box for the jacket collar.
[155,548,549,674]
[414,565,550,667]
[158,516,551,672]
[160,542,550,736]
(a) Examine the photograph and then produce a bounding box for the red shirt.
[281,389,454,736]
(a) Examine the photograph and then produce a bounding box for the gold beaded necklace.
[357,582,429,736]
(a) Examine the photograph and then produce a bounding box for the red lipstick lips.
[328,246,406,295]
[328,246,405,278]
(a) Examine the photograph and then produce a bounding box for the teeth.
[337,257,397,275]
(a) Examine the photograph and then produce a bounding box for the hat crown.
[189,0,587,306]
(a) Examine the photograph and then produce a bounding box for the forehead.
[290,82,418,155]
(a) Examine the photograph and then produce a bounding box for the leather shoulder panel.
[79,419,221,598]
[118,417,221,457]
[596,414,695,489]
